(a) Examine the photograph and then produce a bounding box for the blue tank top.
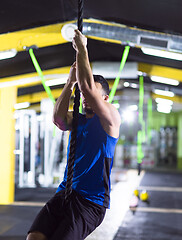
[57,113,118,208]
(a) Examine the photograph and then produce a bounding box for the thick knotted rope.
[65,0,84,201]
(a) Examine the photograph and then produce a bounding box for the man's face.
[82,82,108,114]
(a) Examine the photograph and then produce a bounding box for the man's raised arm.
[72,30,121,138]
[52,62,77,131]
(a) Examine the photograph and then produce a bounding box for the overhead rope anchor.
[23,45,38,51]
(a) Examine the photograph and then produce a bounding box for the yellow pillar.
[0,86,17,204]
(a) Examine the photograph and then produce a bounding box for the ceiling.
[1,0,182,110]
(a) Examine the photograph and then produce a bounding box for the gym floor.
[0,169,182,240]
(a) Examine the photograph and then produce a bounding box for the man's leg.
[26,191,66,240]
[51,191,106,240]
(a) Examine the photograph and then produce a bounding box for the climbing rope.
[65,0,84,201]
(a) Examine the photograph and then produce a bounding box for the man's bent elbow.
[52,116,67,131]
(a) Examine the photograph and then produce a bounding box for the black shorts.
[28,190,106,240]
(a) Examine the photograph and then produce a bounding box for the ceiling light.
[0,76,41,88]
[151,76,179,86]
[155,98,173,105]
[0,74,69,88]
[123,82,130,87]
[14,102,30,110]
[0,49,17,60]
[157,104,172,114]
[156,97,173,114]
[130,83,138,88]
[153,89,175,97]
[141,47,182,61]
[157,108,171,114]
[128,105,138,111]
[45,76,68,87]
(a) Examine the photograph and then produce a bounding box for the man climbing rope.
[26,30,121,240]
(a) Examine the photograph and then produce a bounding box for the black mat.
[114,171,182,240]
[0,205,41,238]
[139,171,182,188]
[1,171,182,239]
[114,211,182,240]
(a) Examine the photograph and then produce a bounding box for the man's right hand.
[67,62,77,89]
[72,29,87,53]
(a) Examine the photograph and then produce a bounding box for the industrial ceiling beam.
[2,18,182,53]
[1,18,182,88]
[17,88,63,104]
[0,22,68,52]
[0,19,122,53]
[139,63,182,82]
[0,66,71,87]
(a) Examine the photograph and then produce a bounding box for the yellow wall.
[0,87,17,204]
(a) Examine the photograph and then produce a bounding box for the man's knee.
[26,231,47,240]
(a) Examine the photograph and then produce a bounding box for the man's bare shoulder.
[99,102,121,138]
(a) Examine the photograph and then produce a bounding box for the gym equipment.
[26,45,56,105]
[109,45,130,103]
[14,108,68,188]
[130,189,139,211]
[147,98,152,144]
[129,194,139,214]
[140,190,149,201]
[137,75,145,175]
[133,189,139,197]
[14,110,37,187]
[65,0,84,201]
